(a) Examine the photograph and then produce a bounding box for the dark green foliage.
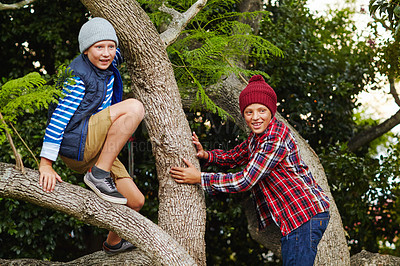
[370,0,400,35]
[321,142,400,256]
[0,0,87,78]
[369,0,400,89]
[258,0,378,152]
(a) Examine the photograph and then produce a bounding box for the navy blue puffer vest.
[58,54,123,161]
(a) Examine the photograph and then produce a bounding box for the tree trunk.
[80,0,207,264]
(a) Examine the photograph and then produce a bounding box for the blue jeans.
[281,211,330,266]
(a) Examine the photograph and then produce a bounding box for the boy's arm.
[206,139,250,168]
[40,77,85,161]
[39,77,84,192]
[202,136,287,195]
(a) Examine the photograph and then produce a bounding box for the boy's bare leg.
[95,99,145,246]
[95,99,144,172]
[106,177,145,245]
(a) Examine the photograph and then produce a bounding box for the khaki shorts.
[61,107,131,181]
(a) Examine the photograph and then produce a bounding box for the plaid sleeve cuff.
[202,151,214,167]
[201,172,216,195]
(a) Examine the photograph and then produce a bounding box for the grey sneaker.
[103,239,135,255]
[84,171,127,205]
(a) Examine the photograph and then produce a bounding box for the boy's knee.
[124,99,145,120]
[129,193,145,211]
[137,194,145,209]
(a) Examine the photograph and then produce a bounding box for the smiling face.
[243,103,272,134]
[84,40,116,70]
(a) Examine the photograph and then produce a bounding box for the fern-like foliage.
[138,0,283,121]
[0,67,71,145]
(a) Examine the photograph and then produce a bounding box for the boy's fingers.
[56,175,63,183]
[170,167,183,172]
[192,132,200,141]
[182,158,194,167]
[174,178,184,183]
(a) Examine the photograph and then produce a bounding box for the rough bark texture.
[159,0,207,46]
[79,0,207,264]
[348,109,400,152]
[0,162,196,265]
[350,250,400,266]
[1,250,153,265]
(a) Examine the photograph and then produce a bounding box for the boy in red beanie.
[170,75,330,265]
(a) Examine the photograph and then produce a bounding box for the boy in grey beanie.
[39,17,145,255]
[78,17,119,53]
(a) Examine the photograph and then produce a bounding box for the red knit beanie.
[239,75,277,116]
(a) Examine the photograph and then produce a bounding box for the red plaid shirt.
[201,117,330,236]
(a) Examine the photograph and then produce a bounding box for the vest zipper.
[77,76,109,161]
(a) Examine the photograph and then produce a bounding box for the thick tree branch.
[348,108,400,152]
[345,78,400,152]
[0,162,196,265]
[0,0,35,10]
[0,250,153,265]
[159,0,207,46]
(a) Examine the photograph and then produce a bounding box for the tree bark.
[0,162,195,265]
[348,109,400,153]
[79,0,207,264]
[347,75,400,152]
[350,250,400,266]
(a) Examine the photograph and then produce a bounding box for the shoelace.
[104,177,116,190]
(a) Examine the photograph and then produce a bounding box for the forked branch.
[159,0,207,46]
[0,112,25,174]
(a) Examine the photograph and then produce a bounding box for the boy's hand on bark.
[39,158,63,192]
[192,132,209,160]
[170,158,201,184]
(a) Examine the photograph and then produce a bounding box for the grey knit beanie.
[78,17,119,53]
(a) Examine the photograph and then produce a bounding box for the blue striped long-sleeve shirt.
[40,49,123,161]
